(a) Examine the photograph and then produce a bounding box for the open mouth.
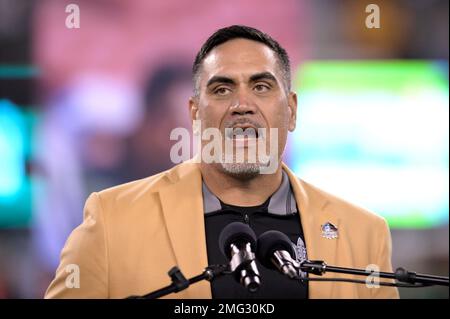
[225,125,260,140]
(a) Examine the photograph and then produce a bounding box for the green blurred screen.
[287,61,449,228]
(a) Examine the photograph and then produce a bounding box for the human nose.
[229,89,257,116]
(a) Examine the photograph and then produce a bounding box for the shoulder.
[292,175,389,233]
[91,161,200,208]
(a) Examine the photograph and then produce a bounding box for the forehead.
[200,38,280,80]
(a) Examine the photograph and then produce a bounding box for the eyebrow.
[249,72,278,84]
[206,72,278,88]
[206,76,235,88]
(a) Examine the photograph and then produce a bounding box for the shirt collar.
[202,170,297,216]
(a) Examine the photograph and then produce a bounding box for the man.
[45,25,399,299]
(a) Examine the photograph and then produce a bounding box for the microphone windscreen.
[257,230,295,269]
[218,222,257,258]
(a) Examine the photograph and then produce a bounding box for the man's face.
[189,38,297,177]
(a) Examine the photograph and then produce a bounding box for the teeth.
[225,127,263,139]
[233,128,257,138]
[226,128,256,138]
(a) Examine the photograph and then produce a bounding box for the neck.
[200,163,283,207]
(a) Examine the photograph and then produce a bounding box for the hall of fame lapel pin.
[321,222,338,239]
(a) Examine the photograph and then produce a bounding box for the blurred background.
[0,0,448,298]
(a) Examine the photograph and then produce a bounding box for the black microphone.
[257,230,300,279]
[218,222,261,292]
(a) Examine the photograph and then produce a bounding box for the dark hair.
[192,25,291,96]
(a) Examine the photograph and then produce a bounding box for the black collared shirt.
[202,171,308,299]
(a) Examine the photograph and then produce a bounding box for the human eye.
[214,86,232,96]
[253,83,271,93]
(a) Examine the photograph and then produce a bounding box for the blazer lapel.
[283,164,340,298]
[158,162,212,298]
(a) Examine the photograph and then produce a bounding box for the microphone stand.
[300,260,449,286]
[126,264,229,299]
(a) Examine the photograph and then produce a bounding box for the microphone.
[218,222,261,292]
[257,233,450,288]
[257,230,300,279]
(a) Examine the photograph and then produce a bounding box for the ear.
[287,91,297,132]
[189,96,199,122]
[189,96,201,136]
